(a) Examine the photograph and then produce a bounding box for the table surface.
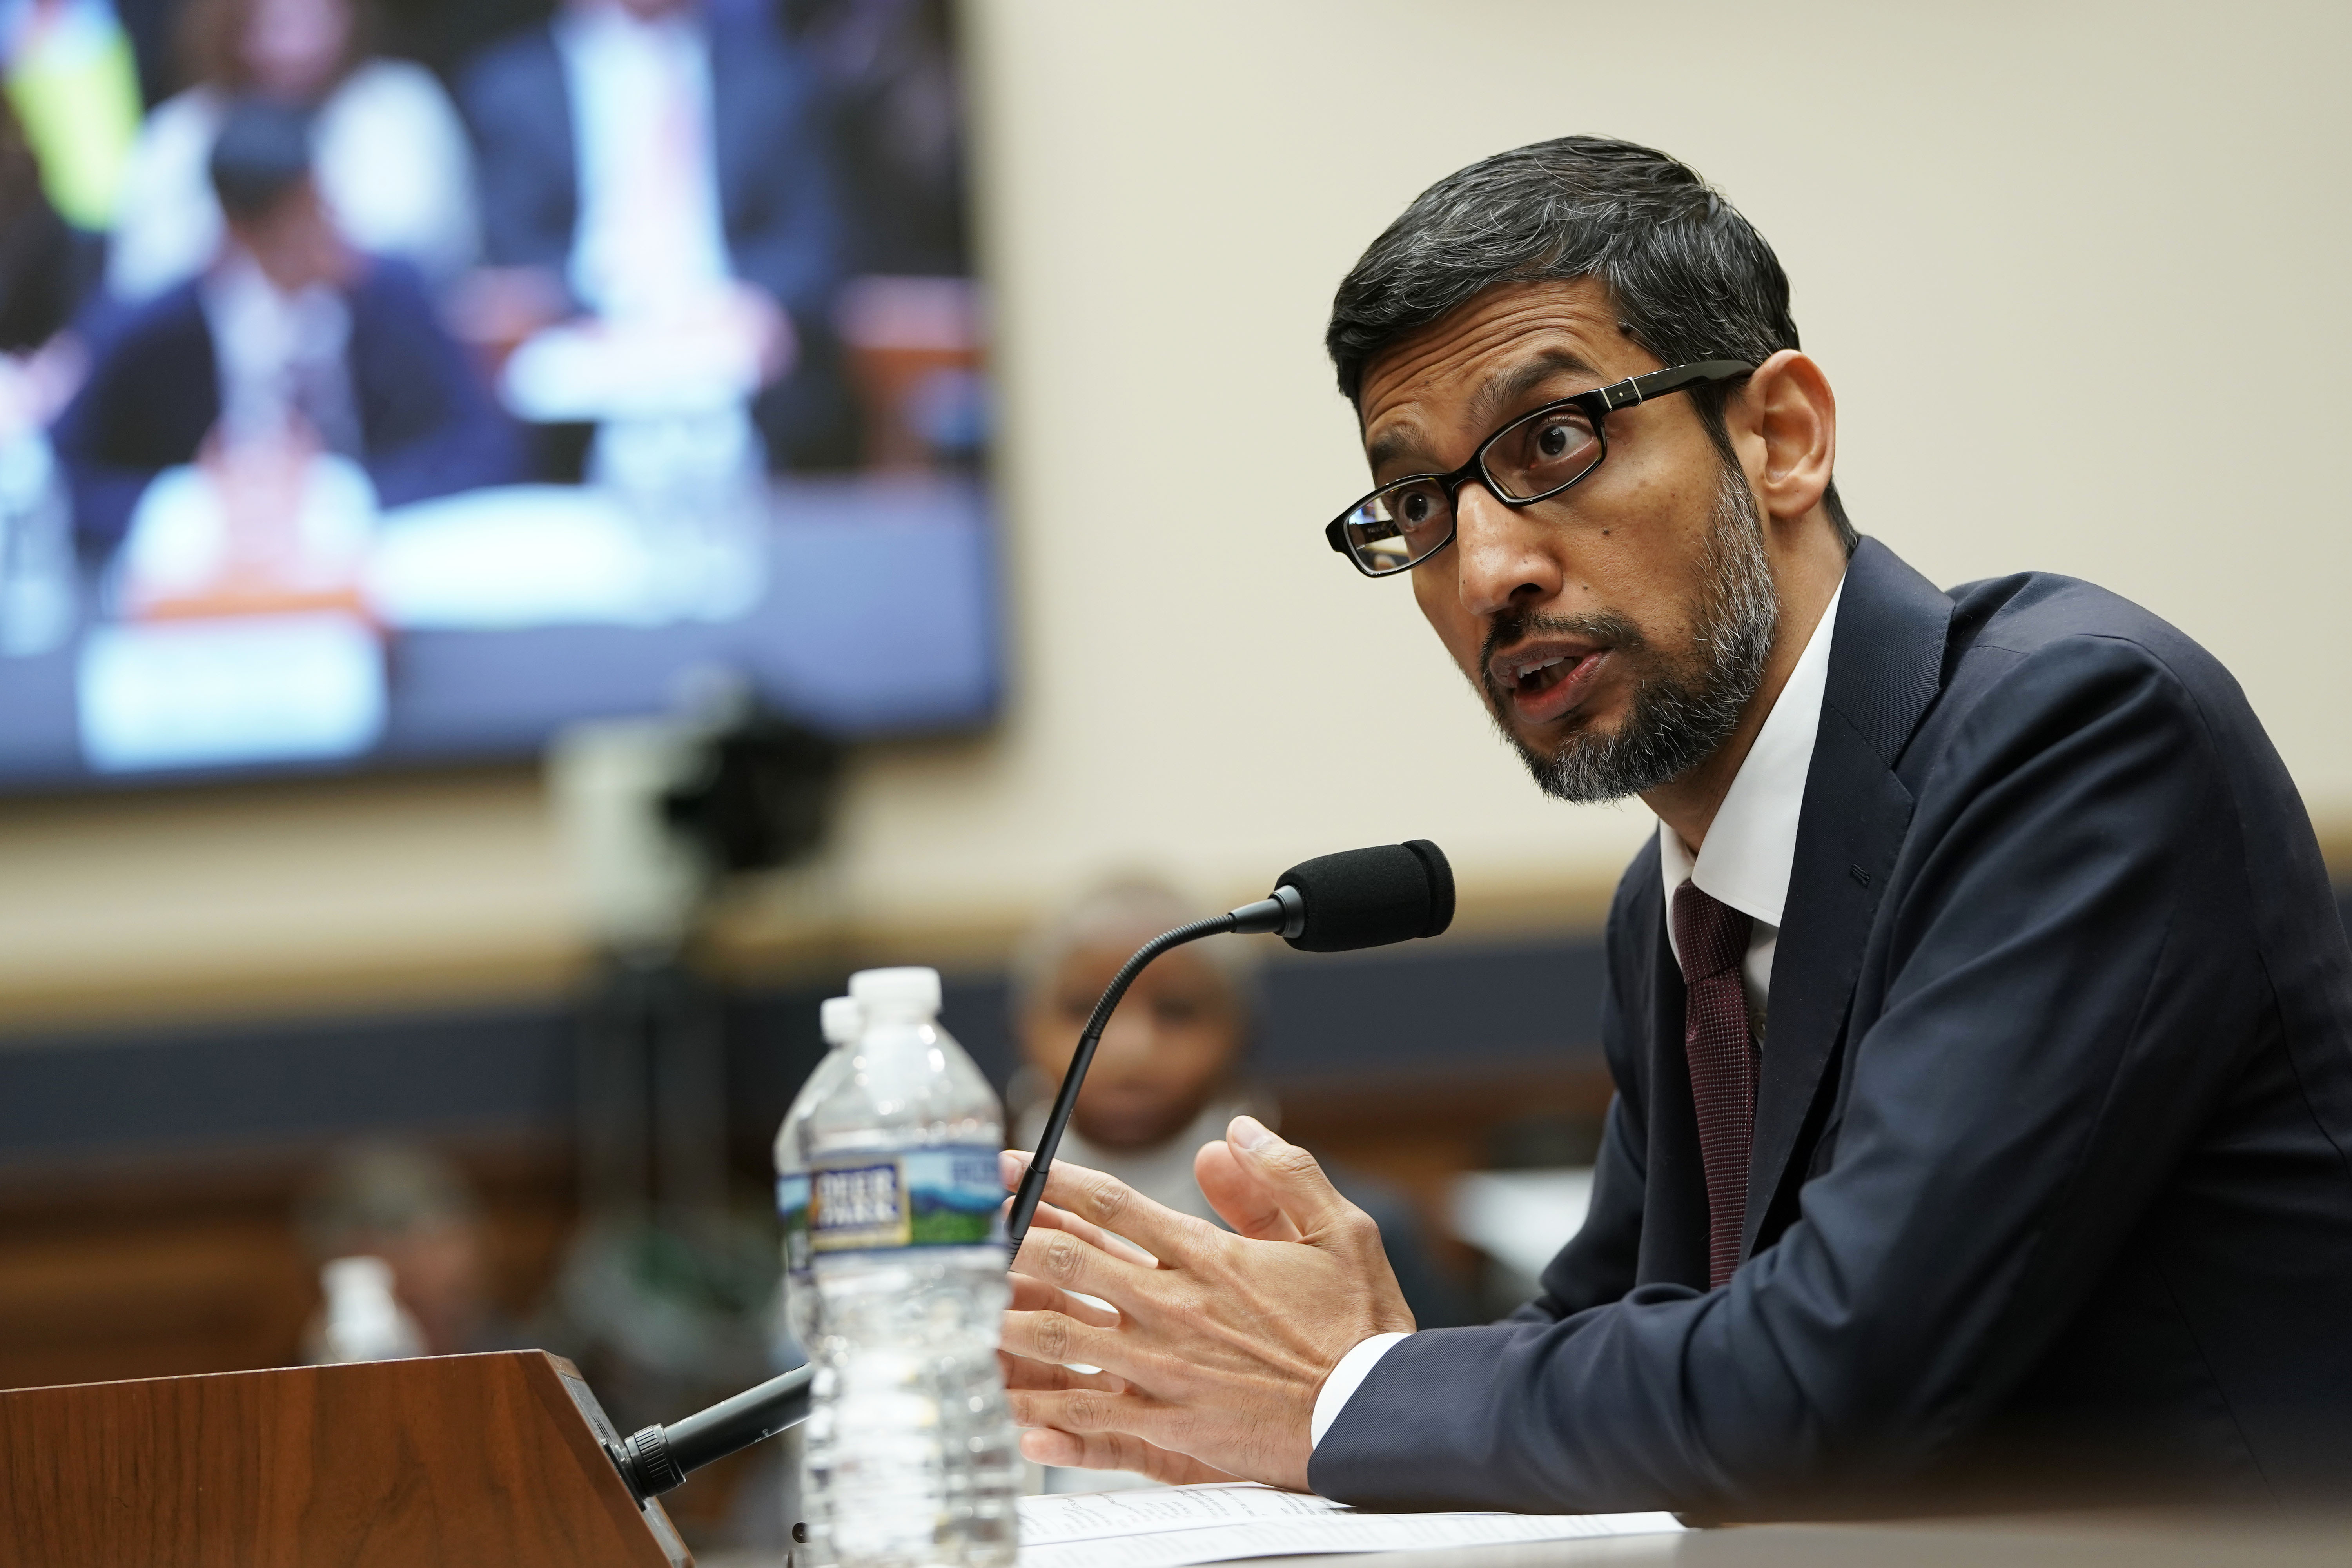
[1224,1511,2352,1568]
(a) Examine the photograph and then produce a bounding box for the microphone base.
[611,1424,685,1501]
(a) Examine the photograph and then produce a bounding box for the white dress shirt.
[1308,573,1848,1455]
[556,2,734,321]
[200,252,359,455]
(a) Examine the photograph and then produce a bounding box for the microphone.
[1263,838,1455,953]
[604,840,1454,1504]
[1005,839,1453,1250]
[609,1365,813,1503]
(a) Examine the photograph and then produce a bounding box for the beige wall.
[844,0,2352,925]
[2,0,2345,1025]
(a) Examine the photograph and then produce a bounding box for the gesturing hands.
[997,1116,1414,1492]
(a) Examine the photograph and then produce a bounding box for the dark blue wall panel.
[0,931,1614,1169]
[4,889,2343,1171]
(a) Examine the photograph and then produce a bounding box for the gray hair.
[1007,876,1261,1027]
[1327,134,1857,555]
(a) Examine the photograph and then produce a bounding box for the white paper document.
[1015,1482,1684,1567]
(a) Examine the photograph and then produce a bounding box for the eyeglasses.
[1324,359,1755,577]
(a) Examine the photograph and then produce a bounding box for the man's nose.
[1451,481,1561,618]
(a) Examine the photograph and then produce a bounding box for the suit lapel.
[1739,539,1953,1261]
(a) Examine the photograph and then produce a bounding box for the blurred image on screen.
[1,0,993,785]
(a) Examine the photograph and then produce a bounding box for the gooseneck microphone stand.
[608,888,1307,1504]
[607,840,1448,1504]
[1005,886,1303,1252]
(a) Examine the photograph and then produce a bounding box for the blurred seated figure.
[456,0,849,470]
[0,93,91,658]
[296,1140,526,1361]
[777,0,967,279]
[1011,878,1471,1333]
[1,0,145,235]
[105,0,475,304]
[52,96,518,573]
[775,0,985,473]
[0,93,90,353]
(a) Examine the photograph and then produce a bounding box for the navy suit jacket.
[1310,538,2352,1514]
[53,258,521,555]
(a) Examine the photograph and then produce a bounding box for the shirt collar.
[1657,572,1846,933]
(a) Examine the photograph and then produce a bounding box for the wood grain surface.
[0,1349,690,1568]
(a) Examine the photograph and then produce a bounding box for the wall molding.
[0,795,2342,1042]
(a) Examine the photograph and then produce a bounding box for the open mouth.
[1506,651,1588,697]
[1491,642,1611,723]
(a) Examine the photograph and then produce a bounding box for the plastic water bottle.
[778,994,865,1350]
[791,967,1019,1568]
[311,1256,425,1364]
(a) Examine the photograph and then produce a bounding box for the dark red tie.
[1672,878,1755,1289]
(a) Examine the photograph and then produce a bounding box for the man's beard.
[1479,468,1779,805]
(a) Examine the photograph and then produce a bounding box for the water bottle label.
[808,1146,1003,1253]
[777,1172,813,1278]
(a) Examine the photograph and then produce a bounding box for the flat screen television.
[0,0,996,788]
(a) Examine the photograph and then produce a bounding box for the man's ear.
[1733,349,1837,526]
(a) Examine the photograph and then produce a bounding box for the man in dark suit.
[53,99,519,559]
[991,136,2352,1514]
[456,0,849,469]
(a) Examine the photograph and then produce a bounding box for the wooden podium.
[0,1350,695,1567]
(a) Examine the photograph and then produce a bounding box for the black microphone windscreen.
[1273,840,1454,953]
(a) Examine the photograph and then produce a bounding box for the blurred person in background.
[0,93,89,378]
[296,1140,525,1359]
[776,0,965,278]
[0,93,90,659]
[776,0,983,473]
[1,0,143,236]
[51,96,517,568]
[456,0,850,471]
[105,0,475,305]
[1011,878,1470,1333]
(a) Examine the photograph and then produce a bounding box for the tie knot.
[1672,879,1752,983]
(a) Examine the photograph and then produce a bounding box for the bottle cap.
[819,995,862,1046]
[848,965,941,1018]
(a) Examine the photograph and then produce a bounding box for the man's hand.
[997,1116,1413,1490]
[722,283,798,385]
[201,416,321,564]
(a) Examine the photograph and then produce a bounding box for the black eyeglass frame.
[1324,358,1756,578]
